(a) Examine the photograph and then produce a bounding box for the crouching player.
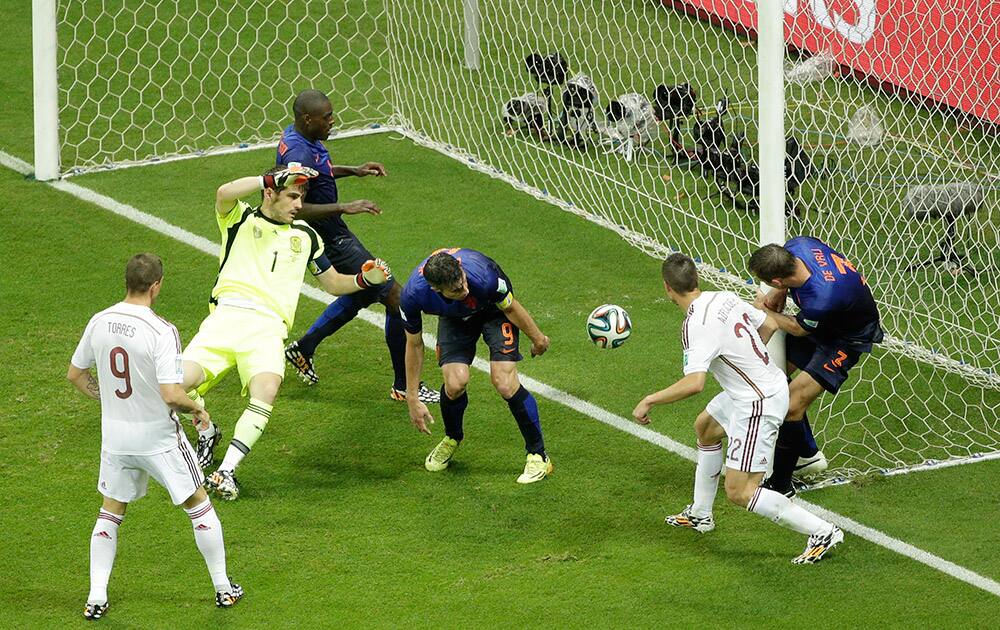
[183,165,391,500]
[401,248,553,483]
[632,254,843,564]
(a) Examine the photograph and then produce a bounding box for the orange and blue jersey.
[785,236,883,351]
[276,124,351,241]
[400,248,514,334]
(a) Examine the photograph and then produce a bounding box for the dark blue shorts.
[325,234,394,304]
[436,311,522,366]
[786,335,863,394]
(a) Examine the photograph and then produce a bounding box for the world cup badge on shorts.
[290,236,302,254]
[253,225,262,239]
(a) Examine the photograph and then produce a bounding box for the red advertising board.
[665,0,1000,124]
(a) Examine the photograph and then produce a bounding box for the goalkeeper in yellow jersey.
[182,164,391,500]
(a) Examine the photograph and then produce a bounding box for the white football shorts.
[705,388,788,474]
[98,440,203,505]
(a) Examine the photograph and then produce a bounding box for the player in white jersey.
[631,254,843,564]
[68,254,242,620]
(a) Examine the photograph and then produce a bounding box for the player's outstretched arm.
[329,161,387,178]
[67,364,100,401]
[632,372,707,424]
[404,331,435,434]
[501,297,549,357]
[315,259,391,296]
[296,199,382,221]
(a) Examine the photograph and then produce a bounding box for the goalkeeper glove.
[261,162,319,190]
[355,258,392,289]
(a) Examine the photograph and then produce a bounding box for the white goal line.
[2,147,997,600]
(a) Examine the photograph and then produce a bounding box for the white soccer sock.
[691,441,723,518]
[198,422,218,439]
[747,487,832,536]
[185,499,231,592]
[88,509,123,605]
[190,393,217,438]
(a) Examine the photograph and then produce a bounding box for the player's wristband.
[259,175,276,190]
[353,272,370,289]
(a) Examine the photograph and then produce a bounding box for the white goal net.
[43,0,1000,482]
[54,0,392,174]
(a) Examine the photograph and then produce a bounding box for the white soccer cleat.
[83,602,109,621]
[795,450,828,477]
[390,382,441,404]
[793,526,844,564]
[516,453,553,484]
[425,437,460,472]
[665,505,716,533]
[216,581,244,608]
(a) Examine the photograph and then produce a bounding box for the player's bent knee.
[443,375,469,399]
[724,480,756,507]
[786,397,813,421]
[182,486,210,509]
[490,371,520,399]
[182,360,207,391]
[492,378,520,399]
[694,412,724,444]
[248,373,282,404]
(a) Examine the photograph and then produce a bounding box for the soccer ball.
[587,304,632,348]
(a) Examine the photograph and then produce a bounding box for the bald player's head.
[293,90,333,141]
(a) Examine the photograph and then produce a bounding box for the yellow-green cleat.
[516,453,553,484]
[425,437,460,472]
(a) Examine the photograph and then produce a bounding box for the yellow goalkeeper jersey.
[210,200,325,329]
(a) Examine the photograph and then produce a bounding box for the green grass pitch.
[2,1,1000,627]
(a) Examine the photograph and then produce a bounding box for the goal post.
[757,0,787,369]
[32,0,60,181]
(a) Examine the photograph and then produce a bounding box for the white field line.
[3,150,998,599]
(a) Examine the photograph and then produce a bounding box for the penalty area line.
[4,150,998,599]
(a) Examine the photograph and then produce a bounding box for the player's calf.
[723,478,759,508]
